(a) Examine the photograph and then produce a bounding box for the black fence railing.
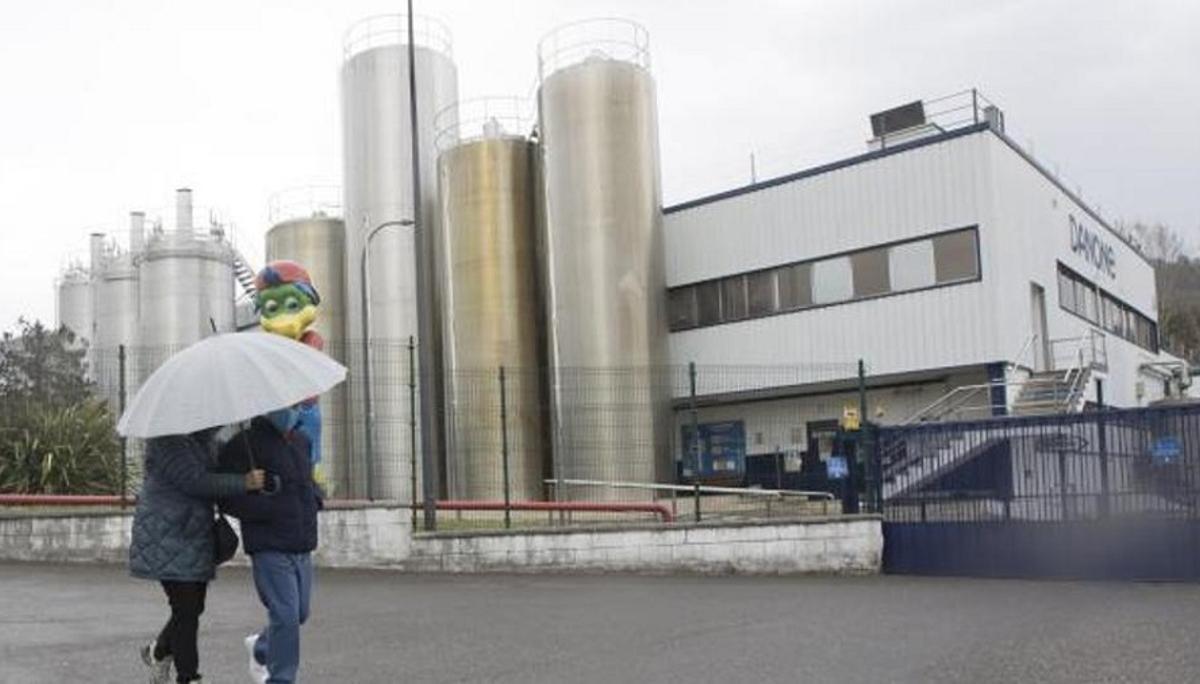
[878,403,1200,522]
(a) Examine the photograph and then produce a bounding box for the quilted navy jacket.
[217,419,320,555]
[129,434,246,582]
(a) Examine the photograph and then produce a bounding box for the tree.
[1122,223,1200,363]
[0,319,122,495]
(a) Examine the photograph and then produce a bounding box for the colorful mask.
[255,260,327,487]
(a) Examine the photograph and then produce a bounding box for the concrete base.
[0,507,881,575]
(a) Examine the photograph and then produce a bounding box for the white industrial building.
[664,94,1186,479]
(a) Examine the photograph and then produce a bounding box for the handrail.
[544,478,835,501]
[436,499,674,524]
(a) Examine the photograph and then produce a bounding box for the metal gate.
[876,404,1200,580]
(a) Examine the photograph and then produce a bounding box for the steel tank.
[91,224,141,411]
[341,15,458,500]
[56,265,92,347]
[137,189,236,381]
[537,20,669,497]
[265,197,350,497]
[437,100,546,501]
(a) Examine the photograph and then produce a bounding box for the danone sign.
[1069,214,1116,278]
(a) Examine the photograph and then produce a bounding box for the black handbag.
[213,512,239,565]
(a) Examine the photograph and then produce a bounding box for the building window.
[852,247,891,298]
[721,276,748,321]
[669,287,696,330]
[667,226,981,332]
[777,263,812,310]
[1058,262,1157,352]
[747,270,776,317]
[889,239,936,291]
[696,281,721,326]
[933,229,979,282]
[812,256,853,305]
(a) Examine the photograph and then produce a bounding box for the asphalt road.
[2,562,1198,683]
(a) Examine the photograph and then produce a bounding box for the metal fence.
[877,403,1200,579]
[23,344,879,531]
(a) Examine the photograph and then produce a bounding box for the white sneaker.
[140,640,173,684]
[244,633,268,683]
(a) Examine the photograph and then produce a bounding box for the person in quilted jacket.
[129,428,265,684]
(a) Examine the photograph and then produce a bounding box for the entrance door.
[1030,283,1050,371]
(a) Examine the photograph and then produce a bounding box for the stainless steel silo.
[56,264,92,347]
[536,20,669,498]
[90,223,141,411]
[265,191,350,497]
[437,99,547,501]
[341,15,458,500]
[137,189,237,381]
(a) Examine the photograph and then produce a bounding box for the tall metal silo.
[265,187,350,496]
[536,20,670,497]
[341,15,458,500]
[137,189,237,381]
[55,262,92,348]
[91,221,141,411]
[436,99,547,501]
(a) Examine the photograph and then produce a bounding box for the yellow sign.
[840,406,861,431]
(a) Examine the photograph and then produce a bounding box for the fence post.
[689,361,701,523]
[1096,380,1110,519]
[500,366,512,530]
[409,336,417,528]
[119,345,128,508]
[972,88,979,125]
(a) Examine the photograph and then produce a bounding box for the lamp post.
[361,218,414,501]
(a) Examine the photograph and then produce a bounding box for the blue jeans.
[251,552,313,684]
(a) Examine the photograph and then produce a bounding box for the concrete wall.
[404,516,881,575]
[0,506,412,569]
[0,508,880,576]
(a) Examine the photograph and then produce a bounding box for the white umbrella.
[117,332,347,438]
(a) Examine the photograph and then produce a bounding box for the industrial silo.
[55,261,92,349]
[436,98,547,501]
[341,14,458,500]
[91,220,141,411]
[536,19,670,497]
[137,189,236,381]
[265,187,350,497]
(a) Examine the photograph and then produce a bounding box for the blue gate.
[876,404,1200,580]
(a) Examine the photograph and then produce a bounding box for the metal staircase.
[883,428,1001,500]
[232,250,258,301]
[1010,367,1091,416]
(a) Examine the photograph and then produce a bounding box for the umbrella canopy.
[117,332,346,438]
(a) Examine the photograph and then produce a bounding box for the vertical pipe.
[689,361,700,522]
[408,0,439,532]
[409,336,418,528]
[175,188,193,232]
[89,233,105,273]
[119,344,127,508]
[500,366,511,530]
[360,234,375,501]
[129,212,145,255]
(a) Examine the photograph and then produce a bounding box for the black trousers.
[154,581,208,682]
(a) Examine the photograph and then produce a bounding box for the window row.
[1057,264,1157,352]
[669,228,980,331]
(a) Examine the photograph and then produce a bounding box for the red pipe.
[0,495,674,523]
[0,494,132,506]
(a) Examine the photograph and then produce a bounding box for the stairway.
[1011,367,1089,416]
[883,429,1000,500]
[232,251,258,301]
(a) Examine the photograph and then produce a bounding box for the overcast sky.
[1,0,1197,332]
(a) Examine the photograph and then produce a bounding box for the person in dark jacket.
[218,409,320,684]
[130,429,265,684]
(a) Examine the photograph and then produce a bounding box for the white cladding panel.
[666,133,993,286]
